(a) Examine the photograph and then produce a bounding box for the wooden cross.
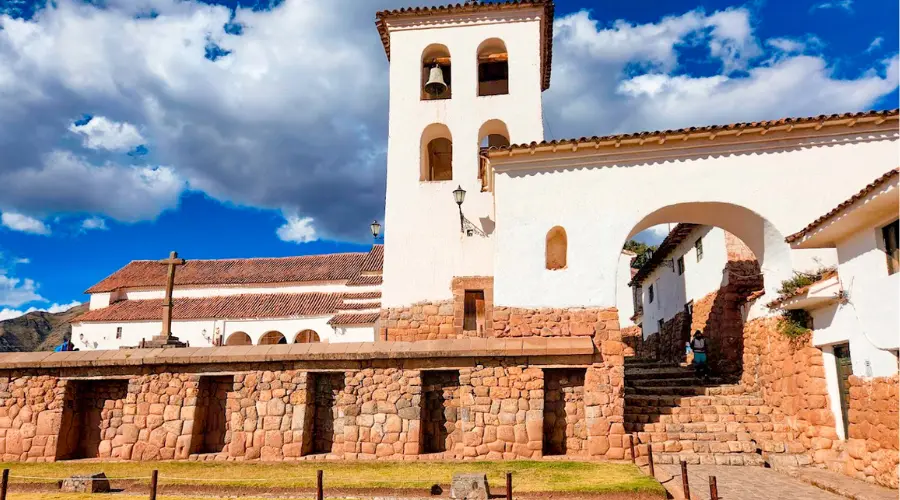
[158,250,186,340]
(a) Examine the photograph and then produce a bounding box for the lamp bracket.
[462,216,486,237]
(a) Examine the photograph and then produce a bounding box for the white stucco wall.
[638,227,729,336]
[381,9,546,307]
[616,251,636,327]
[810,216,900,378]
[72,316,375,350]
[491,128,897,310]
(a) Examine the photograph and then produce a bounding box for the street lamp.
[370,220,382,240]
[453,185,466,233]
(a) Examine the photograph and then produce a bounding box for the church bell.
[424,64,448,96]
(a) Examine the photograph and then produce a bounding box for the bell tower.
[376,1,553,316]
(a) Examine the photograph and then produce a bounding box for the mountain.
[0,303,88,352]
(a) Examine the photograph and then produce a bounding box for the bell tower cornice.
[376,0,554,91]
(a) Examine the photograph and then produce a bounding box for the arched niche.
[421,44,451,100]
[546,226,568,270]
[259,331,287,345]
[225,331,251,346]
[421,123,453,181]
[294,329,321,343]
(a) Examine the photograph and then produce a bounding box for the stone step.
[628,377,725,387]
[624,412,772,425]
[624,419,774,434]
[643,452,766,466]
[632,437,760,455]
[625,384,751,396]
[625,394,764,406]
[625,367,693,378]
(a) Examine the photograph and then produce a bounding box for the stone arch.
[476,37,508,96]
[259,331,287,345]
[225,331,251,346]
[294,329,320,343]
[421,123,453,181]
[546,226,567,270]
[421,43,451,100]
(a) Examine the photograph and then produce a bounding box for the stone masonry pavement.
[653,464,896,500]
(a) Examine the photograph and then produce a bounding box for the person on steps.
[690,330,710,382]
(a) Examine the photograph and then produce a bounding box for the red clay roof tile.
[85,252,378,293]
[75,293,341,322]
[328,313,380,326]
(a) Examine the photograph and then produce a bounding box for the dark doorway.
[463,290,486,333]
[304,373,344,456]
[542,368,587,456]
[56,379,128,459]
[833,344,853,438]
[682,301,694,361]
[421,370,460,454]
[193,376,233,454]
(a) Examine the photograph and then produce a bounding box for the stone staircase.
[624,358,774,466]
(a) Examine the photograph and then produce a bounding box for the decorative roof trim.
[487,109,899,157]
[785,168,900,244]
[375,1,554,91]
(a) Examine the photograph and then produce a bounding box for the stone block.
[451,473,490,500]
[59,473,111,494]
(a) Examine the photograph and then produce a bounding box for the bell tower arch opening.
[477,38,509,96]
[421,123,454,182]
[421,44,451,100]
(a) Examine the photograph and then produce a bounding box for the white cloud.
[69,116,145,152]
[810,1,853,13]
[867,37,884,53]
[0,1,895,241]
[0,273,44,308]
[1,212,50,235]
[81,216,108,231]
[13,258,30,265]
[0,300,82,321]
[276,215,318,243]
[545,8,898,139]
[633,224,672,245]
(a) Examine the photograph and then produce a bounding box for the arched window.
[421,44,451,100]
[421,123,453,181]
[294,329,320,343]
[478,119,510,182]
[546,226,567,270]
[259,331,287,345]
[477,38,508,96]
[225,331,251,346]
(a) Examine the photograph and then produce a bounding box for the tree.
[624,240,657,269]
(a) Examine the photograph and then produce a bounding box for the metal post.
[628,435,636,463]
[506,471,512,500]
[0,469,9,500]
[149,470,158,500]
[317,469,323,500]
[680,461,691,500]
[709,476,718,500]
[646,445,655,477]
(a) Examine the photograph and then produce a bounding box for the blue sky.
[0,0,896,318]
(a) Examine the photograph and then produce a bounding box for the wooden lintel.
[428,53,508,65]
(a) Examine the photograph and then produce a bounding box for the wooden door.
[833,344,852,438]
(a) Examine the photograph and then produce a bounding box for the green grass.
[0,460,664,494]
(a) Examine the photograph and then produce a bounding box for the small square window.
[676,256,685,275]
[115,327,123,339]
[695,238,704,262]
[648,284,655,303]
[882,219,899,275]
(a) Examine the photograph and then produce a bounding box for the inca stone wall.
[741,318,837,455]
[845,374,898,488]
[380,301,456,341]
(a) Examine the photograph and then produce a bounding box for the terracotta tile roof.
[766,270,838,309]
[343,291,382,299]
[744,290,765,303]
[85,252,379,293]
[785,168,899,243]
[375,1,554,91]
[328,313,380,326]
[337,301,381,310]
[629,224,700,286]
[361,245,384,273]
[487,109,898,156]
[346,275,383,286]
[75,293,341,322]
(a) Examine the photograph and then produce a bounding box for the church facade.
[0,0,897,487]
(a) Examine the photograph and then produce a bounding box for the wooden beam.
[427,53,508,65]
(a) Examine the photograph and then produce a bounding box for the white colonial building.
[72,247,383,349]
